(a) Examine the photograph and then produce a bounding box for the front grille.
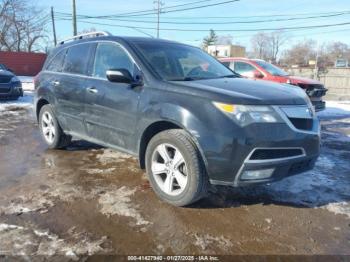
[289,117,313,131]
[250,148,304,160]
[0,76,12,84]
[298,83,327,97]
[0,87,10,94]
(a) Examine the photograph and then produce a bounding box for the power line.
[56,0,240,19]
[57,19,350,32]
[55,11,350,25]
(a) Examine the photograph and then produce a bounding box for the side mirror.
[254,70,264,79]
[106,69,133,84]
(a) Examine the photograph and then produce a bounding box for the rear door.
[84,42,142,151]
[55,43,95,136]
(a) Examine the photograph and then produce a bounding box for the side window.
[234,62,256,74]
[92,43,134,79]
[63,44,94,75]
[46,49,67,72]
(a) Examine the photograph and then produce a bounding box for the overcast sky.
[36,0,350,49]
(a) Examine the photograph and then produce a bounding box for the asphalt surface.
[0,92,349,259]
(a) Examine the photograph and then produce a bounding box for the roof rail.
[58,31,112,45]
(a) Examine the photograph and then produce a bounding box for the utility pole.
[51,6,57,45]
[72,0,77,36]
[154,0,164,38]
[314,43,319,80]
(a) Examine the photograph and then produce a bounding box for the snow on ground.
[0,223,109,256]
[317,101,350,118]
[0,91,33,112]
[18,76,34,91]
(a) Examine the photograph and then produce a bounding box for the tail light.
[33,74,39,89]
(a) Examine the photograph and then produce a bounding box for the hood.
[287,75,322,85]
[171,78,309,105]
[0,69,15,77]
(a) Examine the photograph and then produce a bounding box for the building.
[207,44,246,58]
[0,51,47,76]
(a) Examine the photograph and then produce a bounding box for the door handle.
[51,80,60,86]
[86,87,98,94]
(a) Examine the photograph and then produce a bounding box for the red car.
[220,58,327,111]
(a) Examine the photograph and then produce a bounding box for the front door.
[84,42,142,152]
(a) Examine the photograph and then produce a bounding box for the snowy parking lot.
[0,86,350,258]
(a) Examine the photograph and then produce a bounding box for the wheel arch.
[138,119,208,171]
[36,98,50,122]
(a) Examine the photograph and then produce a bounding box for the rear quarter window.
[46,49,67,72]
[63,43,94,75]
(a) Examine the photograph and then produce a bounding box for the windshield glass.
[133,42,236,81]
[0,64,6,70]
[254,60,289,76]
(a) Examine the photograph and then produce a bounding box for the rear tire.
[145,129,208,206]
[39,104,71,149]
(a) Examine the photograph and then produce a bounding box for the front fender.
[135,102,226,176]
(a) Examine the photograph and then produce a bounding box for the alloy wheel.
[151,143,188,196]
[41,111,55,144]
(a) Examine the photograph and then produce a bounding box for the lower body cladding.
[201,113,320,187]
[0,83,23,99]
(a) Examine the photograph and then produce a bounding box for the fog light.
[241,168,275,180]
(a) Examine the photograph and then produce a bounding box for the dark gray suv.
[34,32,320,206]
[0,64,23,100]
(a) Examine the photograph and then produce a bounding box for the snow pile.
[318,101,350,118]
[194,234,233,251]
[0,223,109,256]
[95,186,150,226]
[0,91,33,112]
[18,76,34,91]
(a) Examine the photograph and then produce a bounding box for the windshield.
[254,60,289,77]
[133,42,236,81]
[0,64,6,70]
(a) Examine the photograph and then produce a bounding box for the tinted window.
[254,60,289,76]
[234,62,256,74]
[134,42,235,81]
[92,43,134,79]
[63,44,93,75]
[46,49,67,72]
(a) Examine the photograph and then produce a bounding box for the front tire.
[145,129,208,206]
[39,104,71,149]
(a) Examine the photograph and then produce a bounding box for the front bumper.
[204,105,320,187]
[312,100,326,112]
[210,147,318,187]
[0,82,23,99]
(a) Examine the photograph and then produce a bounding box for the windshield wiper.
[168,77,202,81]
[216,74,239,79]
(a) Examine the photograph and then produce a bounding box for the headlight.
[11,76,20,83]
[213,102,283,126]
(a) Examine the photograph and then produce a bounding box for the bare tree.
[0,0,48,52]
[281,39,317,66]
[250,32,270,60]
[269,30,288,63]
[250,31,288,62]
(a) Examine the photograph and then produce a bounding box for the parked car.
[0,64,23,100]
[334,59,348,68]
[34,32,320,206]
[220,58,327,111]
